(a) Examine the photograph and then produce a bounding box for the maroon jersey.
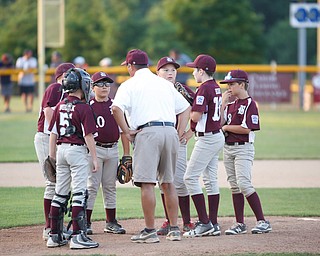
[191,79,222,132]
[37,83,64,133]
[89,98,120,143]
[224,97,260,143]
[49,95,97,145]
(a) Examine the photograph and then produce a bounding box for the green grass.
[1,187,319,229]
[255,110,320,159]
[0,97,39,162]
[0,97,320,162]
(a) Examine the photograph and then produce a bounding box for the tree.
[61,0,109,65]
[163,0,265,64]
[100,0,158,63]
[0,0,316,66]
[140,1,188,61]
[266,19,317,65]
[0,0,37,60]
[250,0,292,32]
[251,0,317,65]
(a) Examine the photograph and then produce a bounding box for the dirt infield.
[0,160,319,255]
[1,217,320,256]
[1,160,320,188]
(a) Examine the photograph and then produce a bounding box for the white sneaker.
[46,233,68,248]
[209,223,221,236]
[44,226,72,241]
[43,228,51,241]
[104,220,126,234]
[183,221,214,238]
[166,226,181,241]
[70,231,99,249]
[251,220,272,234]
[225,222,247,235]
[131,229,160,243]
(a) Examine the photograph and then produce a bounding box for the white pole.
[298,27,306,110]
[37,0,45,103]
[318,0,320,71]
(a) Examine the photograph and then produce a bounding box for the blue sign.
[290,3,320,28]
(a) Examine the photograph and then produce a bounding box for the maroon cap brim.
[186,62,196,68]
[93,77,114,84]
[157,62,180,71]
[220,78,246,84]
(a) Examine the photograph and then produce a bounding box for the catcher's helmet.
[62,68,92,103]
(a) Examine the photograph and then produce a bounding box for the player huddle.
[34,49,271,250]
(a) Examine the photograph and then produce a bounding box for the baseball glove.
[44,156,56,183]
[117,156,133,184]
[174,82,194,105]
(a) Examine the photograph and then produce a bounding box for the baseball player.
[34,62,75,241]
[112,49,191,243]
[220,69,272,235]
[155,56,195,235]
[183,54,225,238]
[86,71,129,235]
[47,68,99,249]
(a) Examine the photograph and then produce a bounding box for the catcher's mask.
[62,68,92,103]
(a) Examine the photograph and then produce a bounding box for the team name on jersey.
[60,104,75,111]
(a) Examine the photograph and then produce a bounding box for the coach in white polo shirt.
[112,49,190,243]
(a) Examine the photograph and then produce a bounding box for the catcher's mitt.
[117,156,133,184]
[44,156,56,183]
[174,82,194,105]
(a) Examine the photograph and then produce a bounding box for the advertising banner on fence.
[248,73,293,103]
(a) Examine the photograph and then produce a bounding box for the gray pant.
[184,131,224,196]
[51,144,89,208]
[223,143,256,196]
[87,145,119,209]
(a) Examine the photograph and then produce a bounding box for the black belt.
[195,130,220,137]
[57,142,84,146]
[226,142,252,146]
[138,121,174,130]
[96,142,118,148]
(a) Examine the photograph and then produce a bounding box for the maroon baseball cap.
[121,49,149,66]
[54,62,75,81]
[92,71,114,84]
[220,69,249,84]
[186,54,216,73]
[156,57,180,71]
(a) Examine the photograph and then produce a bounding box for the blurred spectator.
[169,48,192,84]
[99,57,118,99]
[16,49,37,113]
[50,51,63,83]
[99,57,112,67]
[50,51,63,68]
[0,53,14,113]
[73,56,88,69]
